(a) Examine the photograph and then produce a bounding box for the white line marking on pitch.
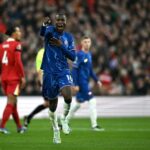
[71,127,150,132]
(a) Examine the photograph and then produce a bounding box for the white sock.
[63,102,71,118]
[88,98,98,128]
[66,102,81,122]
[49,110,59,130]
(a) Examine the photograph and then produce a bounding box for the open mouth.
[57,24,64,30]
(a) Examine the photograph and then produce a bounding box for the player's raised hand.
[43,17,51,26]
[50,37,62,47]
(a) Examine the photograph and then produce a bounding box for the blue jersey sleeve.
[90,62,98,82]
[40,25,54,39]
[60,34,76,61]
[40,26,46,37]
[72,52,83,68]
[90,67,98,82]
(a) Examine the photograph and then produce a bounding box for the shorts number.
[66,75,73,82]
[2,51,8,64]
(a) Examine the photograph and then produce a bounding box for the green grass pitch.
[0,117,150,150]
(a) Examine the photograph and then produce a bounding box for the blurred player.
[23,47,50,128]
[40,13,75,143]
[66,36,104,131]
[0,25,26,134]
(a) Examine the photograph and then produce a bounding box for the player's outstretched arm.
[40,17,52,37]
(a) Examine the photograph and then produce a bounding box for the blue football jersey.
[72,50,98,86]
[40,25,75,74]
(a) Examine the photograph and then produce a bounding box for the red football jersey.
[0,38,25,81]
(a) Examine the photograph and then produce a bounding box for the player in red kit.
[0,25,26,134]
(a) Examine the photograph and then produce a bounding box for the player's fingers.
[43,17,51,25]
[50,39,58,45]
[44,16,50,21]
[49,41,56,45]
[50,38,58,42]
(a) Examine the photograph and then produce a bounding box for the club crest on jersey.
[64,39,68,46]
[84,58,88,63]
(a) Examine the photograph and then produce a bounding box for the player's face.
[81,38,91,51]
[55,15,66,33]
[14,27,22,41]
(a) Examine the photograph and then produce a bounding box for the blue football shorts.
[42,70,73,100]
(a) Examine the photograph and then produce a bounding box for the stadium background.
[0,0,149,96]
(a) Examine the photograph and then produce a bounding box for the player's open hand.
[50,37,62,47]
[43,17,51,26]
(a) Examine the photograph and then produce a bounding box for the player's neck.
[82,48,89,53]
[56,28,64,34]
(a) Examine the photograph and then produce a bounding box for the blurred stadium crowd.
[0,0,150,95]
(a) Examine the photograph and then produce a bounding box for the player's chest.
[81,55,92,67]
[53,33,69,47]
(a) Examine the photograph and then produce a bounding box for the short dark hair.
[5,25,17,36]
[55,13,66,19]
[81,35,91,40]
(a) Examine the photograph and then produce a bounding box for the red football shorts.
[1,80,20,96]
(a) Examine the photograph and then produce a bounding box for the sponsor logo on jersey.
[64,39,68,46]
[2,44,9,48]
